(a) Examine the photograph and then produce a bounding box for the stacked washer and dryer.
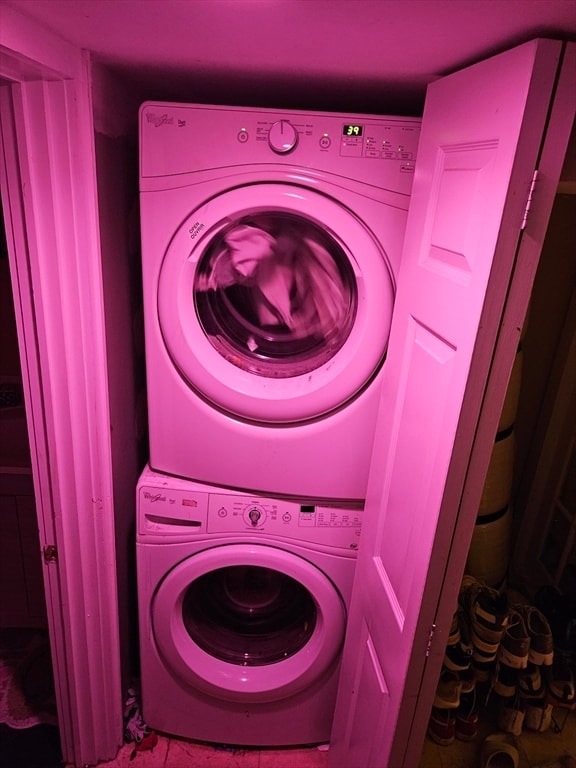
[136,103,420,745]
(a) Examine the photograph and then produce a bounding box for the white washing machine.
[136,466,361,745]
[139,102,420,500]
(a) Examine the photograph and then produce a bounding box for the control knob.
[245,505,266,527]
[268,120,298,154]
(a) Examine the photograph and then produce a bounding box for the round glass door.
[194,211,357,378]
[158,183,395,423]
[151,544,346,703]
[182,565,317,666]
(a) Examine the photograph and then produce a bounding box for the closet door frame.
[0,8,123,765]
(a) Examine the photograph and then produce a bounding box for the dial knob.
[245,505,266,527]
[268,120,298,154]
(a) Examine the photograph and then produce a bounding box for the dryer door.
[151,543,346,703]
[158,183,395,423]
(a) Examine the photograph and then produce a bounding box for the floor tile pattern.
[95,736,330,767]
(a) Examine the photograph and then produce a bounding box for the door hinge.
[521,169,539,230]
[425,623,436,657]
[43,545,58,563]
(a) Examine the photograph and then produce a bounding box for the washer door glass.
[182,564,316,665]
[195,212,357,378]
[151,543,346,703]
[158,183,396,423]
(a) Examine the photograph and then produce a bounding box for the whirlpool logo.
[145,112,174,128]
[143,491,166,503]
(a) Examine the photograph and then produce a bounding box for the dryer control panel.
[140,101,421,196]
[138,479,362,550]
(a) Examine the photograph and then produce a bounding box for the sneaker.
[427,707,455,745]
[519,605,554,666]
[460,576,509,652]
[473,658,496,683]
[524,697,553,732]
[546,655,576,710]
[447,610,460,644]
[497,692,525,735]
[518,663,545,700]
[498,608,530,669]
[444,610,473,672]
[459,665,476,694]
[535,586,576,656]
[473,587,510,645]
[492,660,518,698]
[456,685,479,741]
[433,669,463,708]
[472,629,503,665]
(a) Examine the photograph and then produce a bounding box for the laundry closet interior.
[0,4,575,767]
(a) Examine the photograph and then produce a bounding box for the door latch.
[43,545,58,563]
[425,623,436,657]
[521,169,539,230]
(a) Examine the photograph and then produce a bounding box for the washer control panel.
[139,480,362,550]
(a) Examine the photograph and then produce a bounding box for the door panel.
[341,621,390,767]
[329,39,565,767]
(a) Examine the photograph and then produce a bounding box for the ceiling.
[5,0,576,113]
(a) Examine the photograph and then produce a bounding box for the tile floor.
[94,737,329,767]
[68,708,575,767]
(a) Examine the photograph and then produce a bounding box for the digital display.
[343,124,363,137]
[300,505,316,513]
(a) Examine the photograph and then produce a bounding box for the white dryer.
[136,466,361,745]
[139,102,420,499]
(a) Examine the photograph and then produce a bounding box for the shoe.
[535,586,576,656]
[433,669,462,708]
[460,576,509,653]
[447,610,460,644]
[473,657,497,683]
[518,663,545,700]
[492,660,517,698]
[427,707,455,745]
[499,609,530,669]
[473,630,503,666]
[524,697,553,732]
[481,733,519,768]
[519,605,554,666]
[546,655,576,710]
[459,665,476,693]
[456,684,479,741]
[497,693,525,735]
[444,610,473,672]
